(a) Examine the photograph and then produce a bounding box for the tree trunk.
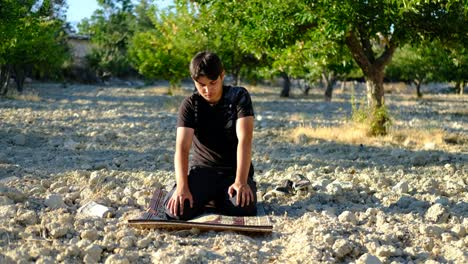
[341,81,346,92]
[0,65,11,95]
[454,81,463,95]
[365,70,388,136]
[345,29,397,136]
[13,64,25,93]
[461,81,466,95]
[280,72,290,97]
[365,69,385,108]
[414,80,422,98]
[304,84,310,95]
[232,66,241,86]
[322,71,336,101]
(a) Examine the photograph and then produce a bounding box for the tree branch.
[345,29,371,75]
[358,26,375,63]
[375,39,398,69]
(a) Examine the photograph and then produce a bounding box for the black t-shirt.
[177,86,254,169]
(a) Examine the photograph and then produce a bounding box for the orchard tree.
[129,2,205,87]
[386,42,445,97]
[0,0,69,94]
[194,0,467,135]
[443,42,467,94]
[78,0,136,78]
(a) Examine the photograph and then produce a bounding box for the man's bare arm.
[167,127,194,216]
[228,116,254,207]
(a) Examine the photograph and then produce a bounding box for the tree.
[194,0,467,135]
[0,0,69,94]
[386,42,442,97]
[443,42,468,95]
[77,0,136,78]
[129,2,205,87]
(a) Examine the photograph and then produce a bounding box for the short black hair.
[190,51,224,81]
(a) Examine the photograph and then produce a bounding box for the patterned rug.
[128,188,273,233]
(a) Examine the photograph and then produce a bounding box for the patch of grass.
[4,90,41,102]
[350,90,391,136]
[288,123,452,150]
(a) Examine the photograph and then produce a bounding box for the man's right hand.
[166,186,193,217]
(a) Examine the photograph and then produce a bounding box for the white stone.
[48,223,70,238]
[0,205,17,219]
[13,134,26,146]
[322,234,335,245]
[44,194,66,209]
[104,254,130,264]
[0,196,13,206]
[420,225,444,237]
[356,253,382,264]
[425,204,450,223]
[376,245,399,257]
[136,237,152,249]
[120,236,135,249]
[16,210,38,225]
[83,244,102,263]
[333,238,353,258]
[89,171,105,186]
[392,181,409,194]
[81,229,99,241]
[451,225,466,238]
[64,139,79,150]
[0,186,26,202]
[77,201,111,218]
[338,211,358,225]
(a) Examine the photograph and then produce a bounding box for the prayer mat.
[128,188,273,233]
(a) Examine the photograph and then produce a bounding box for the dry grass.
[288,123,455,150]
[145,86,190,96]
[4,90,42,102]
[162,96,184,113]
[384,82,411,94]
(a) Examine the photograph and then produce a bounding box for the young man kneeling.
[165,51,257,220]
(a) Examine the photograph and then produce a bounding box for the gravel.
[0,83,466,263]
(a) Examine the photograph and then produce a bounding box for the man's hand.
[166,186,193,216]
[228,181,254,207]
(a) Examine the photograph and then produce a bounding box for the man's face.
[193,73,224,104]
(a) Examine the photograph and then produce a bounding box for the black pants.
[164,166,257,220]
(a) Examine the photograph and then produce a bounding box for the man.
[165,51,257,220]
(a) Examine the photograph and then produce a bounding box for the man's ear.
[220,71,225,81]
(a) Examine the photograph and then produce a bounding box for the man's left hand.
[228,182,254,207]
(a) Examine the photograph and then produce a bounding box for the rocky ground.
[0,83,466,263]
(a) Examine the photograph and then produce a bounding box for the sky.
[66,0,173,23]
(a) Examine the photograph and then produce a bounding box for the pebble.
[13,134,26,146]
[89,171,106,186]
[332,238,353,258]
[0,196,13,206]
[120,236,135,249]
[16,209,38,225]
[376,245,400,257]
[104,254,130,264]
[0,186,26,202]
[44,194,66,209]
[81,229,99,241]
[136,237,152,249]
[83,244,102,263]
[392,180,409,193]
[338,211,358,225]
[425,204,450,223]
[420,225,444,237]
[356,253,382,264]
